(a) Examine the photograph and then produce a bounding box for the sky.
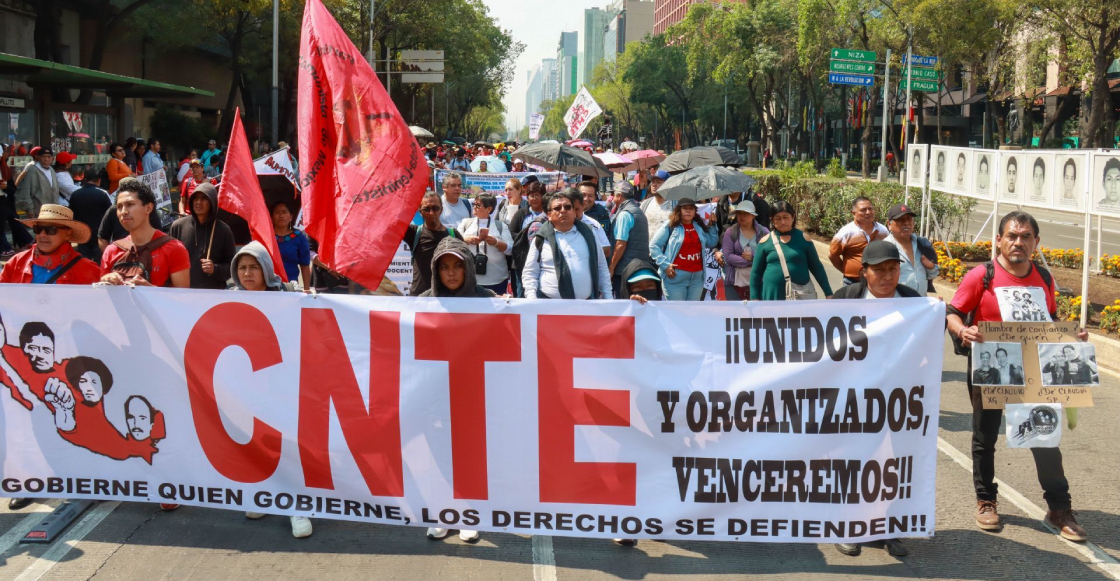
[481,0,609,135]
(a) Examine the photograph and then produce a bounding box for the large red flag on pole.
[297,0,426,290]
[219,108,288,282]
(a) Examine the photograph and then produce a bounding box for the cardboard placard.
[975,321,1092,408]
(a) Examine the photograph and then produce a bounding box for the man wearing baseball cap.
[883,202,938,295]
[831,238,918,557]
[0,204,102,284]
[639,170,675,238]
[53,151,81,203]
[609,179,652,298]
[15,146,59,218]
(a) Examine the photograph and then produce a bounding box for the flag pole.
[205,202,218,260]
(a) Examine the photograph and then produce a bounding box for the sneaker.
[426,528,450,540]
[160,503,180,511]
[613,538,637,547]
[245,512,265,519]
[290,516,313,538]
[8,498,32,510]
[835,543,861,556]
[883,538,908,557]
[458,529,480,543]
[975,500,1000,530]
[1046,509,1088,542]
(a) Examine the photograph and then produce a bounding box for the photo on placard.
[907,145,926,187]
[995,285,1051,322]
[1000,153,1024,203]
[1025,153,1054,208]
[974,152,993,198]
[1006,403,1062,448]
[1091,152,1120,218]
[1054,154,1085,212]
[971,342,1024,386]
[950,149,972,195]
[930,148,948,189]
[1038,343,1100,386]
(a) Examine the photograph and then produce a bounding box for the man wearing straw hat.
[168,182,235,289]
[0,204,102,285]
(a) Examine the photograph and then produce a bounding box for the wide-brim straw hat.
[20,204,91,243]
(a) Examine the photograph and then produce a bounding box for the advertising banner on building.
[0,287,944,542]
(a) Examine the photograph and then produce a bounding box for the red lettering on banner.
[298,310,403,497]
[538,315,636,505]
[414,313,521,500]
[184,303,283,483]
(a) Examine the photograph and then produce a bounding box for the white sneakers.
[426,528,479,543]
[245,512,313,538]
[290,516,313,538]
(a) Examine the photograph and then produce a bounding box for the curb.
[808,239,1120,374]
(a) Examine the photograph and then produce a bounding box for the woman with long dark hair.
[648,197,719,300]
[750,200,832,300]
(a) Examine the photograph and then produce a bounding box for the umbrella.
[539,139,560,145]
[511,142,611,178]
[470,156,507,173]
[659,146,742,173]
[624,149,666,170]
[566,139,594,149]
[473,140,492,148]
[593,151,637,172]
[441,140,458,146]
[620,140,639,151]
[409,126,434,138]
[657,165,755,202]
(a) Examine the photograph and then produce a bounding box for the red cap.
[55,151,77,164]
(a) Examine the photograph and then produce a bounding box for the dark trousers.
[2,188,32,251]
[967,373,1071,510]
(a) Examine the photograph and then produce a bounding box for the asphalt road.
[957,200,1120,257]
[1,266,1118,581]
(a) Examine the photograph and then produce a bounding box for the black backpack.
[948,260,1054,356]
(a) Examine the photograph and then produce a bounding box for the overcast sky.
[481,0,609,134]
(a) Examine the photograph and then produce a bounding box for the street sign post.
[830,61,875,74]
[907,55,938,67]
[908,67,940,80]
[831,48,878,62]
[829,73,875,86]
[900,78,939,92]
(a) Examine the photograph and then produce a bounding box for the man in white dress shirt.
[523,191,613,300]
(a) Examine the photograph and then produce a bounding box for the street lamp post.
[271,0,278,147]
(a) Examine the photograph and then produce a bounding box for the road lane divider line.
[532,534,557,581]
[0,501,61,558]
[13,501,120,581]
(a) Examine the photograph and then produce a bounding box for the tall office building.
[583,7,615,86]
[541,58,558,102]
[556,32,579,96]
[605,0,655,61]
[525,65,544,120]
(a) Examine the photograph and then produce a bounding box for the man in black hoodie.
[620,258,663,303]
[168,182,235,289]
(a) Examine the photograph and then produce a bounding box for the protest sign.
[529,113,545,140]
[0,287,944,543]
[137,168,174,227]
[563,87,602,140]
[254,147,300,190]
[386,242,412,295]
[974,321,1092,408]
[433,170,565,196]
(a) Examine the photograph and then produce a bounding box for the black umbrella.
[509,142,611,178]
[658,165,755,202]
[660,146,743,173]
[473,140,492,147]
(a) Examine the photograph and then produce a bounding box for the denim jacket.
[648,220,719,277]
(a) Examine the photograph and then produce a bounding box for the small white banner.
[529,113,545,140]
[563,87,602,141]
[254,147,300,190]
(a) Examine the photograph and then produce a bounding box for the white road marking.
[937,437,1120,580]
[12,501,120,581]
[532,534,557,581]
[0,500,61,557]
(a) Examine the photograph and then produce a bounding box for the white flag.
[563,87,602,140]
[529,113,545,140]
[253,147,301,190]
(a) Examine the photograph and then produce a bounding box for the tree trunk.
[1084,51,1113,148]
[1038,92,1073,146]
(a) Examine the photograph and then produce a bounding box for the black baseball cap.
[37,146,54,156]
[862,240,902,265]
[676,197,698,207]
[887,203,918,221]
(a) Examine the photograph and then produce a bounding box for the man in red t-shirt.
[947,210,1089,542]
[99,181,190,288]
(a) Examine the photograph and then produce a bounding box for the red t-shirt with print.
[99,230,191,287]
[676,223,703,272]
[950,260,1056,324]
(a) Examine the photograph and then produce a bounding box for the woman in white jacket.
[458,193,514,295]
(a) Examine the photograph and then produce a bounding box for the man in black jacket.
[168,182,235,289]
[67,173,112,261]
[832,239,916,558]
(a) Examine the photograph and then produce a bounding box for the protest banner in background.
[529,113,545,140]
[432,170,565,196]
[564,87,602,140]
[137,168,174,227]
[0,287,944,542]
[254,147,300,190]
[386,242,412,295]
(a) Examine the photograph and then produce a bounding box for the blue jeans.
[510,268,524,298]
[663,269,705,301]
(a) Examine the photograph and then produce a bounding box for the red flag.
[220,108,288,282]
[297,0,425,290]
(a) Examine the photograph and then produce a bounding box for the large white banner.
[563,87,602,141]
[0,287,944,542]
[254,147,300,191]
[529,113,545,140]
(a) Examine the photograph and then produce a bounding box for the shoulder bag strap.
[45,255,83,284]
[772,235,792,281]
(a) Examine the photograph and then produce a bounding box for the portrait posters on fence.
[1001,153,1024,204]
[1091,152,1120,218]
[907,144,926,188]
[1054,154,1086,212]
[0,286,946,543]
[948,148,972,196]
[930,147,949,190]
[974,321,1091,408]
[973,152,993,199]
[1024,153,1055,209]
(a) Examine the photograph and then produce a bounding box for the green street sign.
[907,67,940,80]
[831,48,877,62]
[900,78,939,92]
[830,60,875,74]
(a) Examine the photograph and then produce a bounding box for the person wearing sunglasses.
[403,191,464,296]
[523,190,612,300]
[105,142,133,194]
[0,204,102,285]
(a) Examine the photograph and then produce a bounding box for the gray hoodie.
[419,236,497,298]
[230,241,285,291]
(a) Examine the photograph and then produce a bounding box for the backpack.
[110,234,176,286]
[949,260,1054,356]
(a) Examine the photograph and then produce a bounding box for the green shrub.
[742,170,977,240]
[826,158,846,179]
